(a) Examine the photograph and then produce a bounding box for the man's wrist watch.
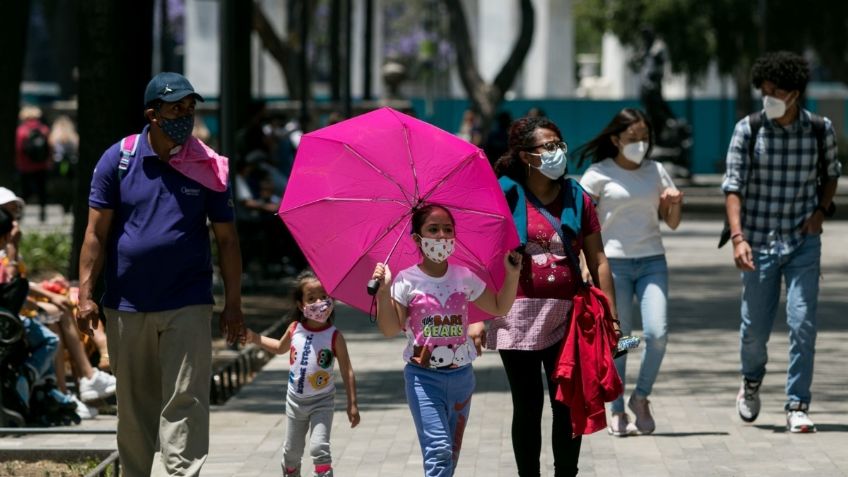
[816,204,835,218]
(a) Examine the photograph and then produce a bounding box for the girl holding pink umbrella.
[371,204,522,477]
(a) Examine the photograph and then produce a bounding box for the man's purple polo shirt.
[89,126,234,312]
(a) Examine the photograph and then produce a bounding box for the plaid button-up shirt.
[722,109,841,255]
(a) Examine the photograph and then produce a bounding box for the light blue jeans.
[608,255,669,414]
[404,364,474,477]
[740,234,821,410]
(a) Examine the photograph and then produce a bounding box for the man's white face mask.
[763,94,793,120]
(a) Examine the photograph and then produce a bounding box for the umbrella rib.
[418,151,477,204]
[433,204,508,220]
[332,213,414,293]
[453,235,496,286]
[402,123,420,203]
[343,144,415,206]
[278,197,411,216]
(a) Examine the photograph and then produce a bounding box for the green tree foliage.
[575,0,848,83]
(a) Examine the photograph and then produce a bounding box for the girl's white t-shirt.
[391,264,486,369]
[579,159,676,258]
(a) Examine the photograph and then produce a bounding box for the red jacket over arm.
[553,285,622,437]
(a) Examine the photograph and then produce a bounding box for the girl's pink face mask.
[303,299,334,323]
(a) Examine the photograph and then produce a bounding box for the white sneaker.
[68,392,98,419]
[79,369,116,402]
[787,410,816,433]
[736,378,761,423]
[607,412,636,437]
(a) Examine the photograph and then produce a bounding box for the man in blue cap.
[77,72,245,476]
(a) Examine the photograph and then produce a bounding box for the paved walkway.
[4,219,848,476]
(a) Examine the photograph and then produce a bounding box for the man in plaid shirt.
[722,51,841,434]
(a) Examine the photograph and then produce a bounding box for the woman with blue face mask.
[577,108,683,437]
[489,116,619,477]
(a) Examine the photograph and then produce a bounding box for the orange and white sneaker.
[786,410,816,433]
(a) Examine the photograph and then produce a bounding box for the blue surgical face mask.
[159,114,194,145]
[528,147,567,180]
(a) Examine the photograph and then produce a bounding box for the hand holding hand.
[244,328,261,345]
[220,305,245,345]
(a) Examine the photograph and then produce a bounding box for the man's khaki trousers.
[105,304,213,477]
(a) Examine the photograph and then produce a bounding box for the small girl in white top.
[577,108,683,437]
[245,270,359,477]
[370,204,521,477]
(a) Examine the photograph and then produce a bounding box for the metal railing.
[83,450,120,477]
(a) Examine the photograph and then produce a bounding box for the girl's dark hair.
[751,51,810,95]
[290,269,335,325]
[493,116,563,183]
[410,203,455,235]
[575,108,653,168]
[0,208,12,237]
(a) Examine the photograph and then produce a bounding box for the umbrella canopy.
[279,108,519,321]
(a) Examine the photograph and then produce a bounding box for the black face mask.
[159,114,194,145]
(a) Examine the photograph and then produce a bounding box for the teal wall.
[409,98,835,174]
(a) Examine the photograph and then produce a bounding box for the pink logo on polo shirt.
[407,291,468,346]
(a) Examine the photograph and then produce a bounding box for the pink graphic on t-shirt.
[407,291,469,347]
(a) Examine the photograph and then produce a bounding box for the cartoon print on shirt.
[429,345,455,368]
[308,370,332,390]
[452,343,472,366]
[290,347,297,365]
[316,349,334,369]
[525,230,566,266]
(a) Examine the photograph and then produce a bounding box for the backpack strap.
[809,113,826,179]
[118,134,140,180]
[746,111,762,162]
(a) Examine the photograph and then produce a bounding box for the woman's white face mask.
[621,141,649,164]
[527,148,567,180]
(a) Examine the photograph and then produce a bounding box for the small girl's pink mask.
[303,299,334,323]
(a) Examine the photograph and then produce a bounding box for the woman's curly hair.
[751,51,810,94]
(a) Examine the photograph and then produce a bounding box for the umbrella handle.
[367,279,381,296]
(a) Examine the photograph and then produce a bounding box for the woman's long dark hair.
[493,116,563,184]
[575,108,653,168]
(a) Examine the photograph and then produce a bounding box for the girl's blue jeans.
[608,255,669,413]
[740,234,821,409]
[404,363,474,477]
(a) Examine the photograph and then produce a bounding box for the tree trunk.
[70,0,153,279]
[733,62,753,120]
[442,0,534,136]
[253,0,313,100]
[0,1,32,189]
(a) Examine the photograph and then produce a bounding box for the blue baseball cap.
[144,72,205,107]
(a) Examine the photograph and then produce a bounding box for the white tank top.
[288,322,338,398]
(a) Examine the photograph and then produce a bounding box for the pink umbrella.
[278,108,519,321]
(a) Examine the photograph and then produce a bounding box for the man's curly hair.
[751,51,810,94]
